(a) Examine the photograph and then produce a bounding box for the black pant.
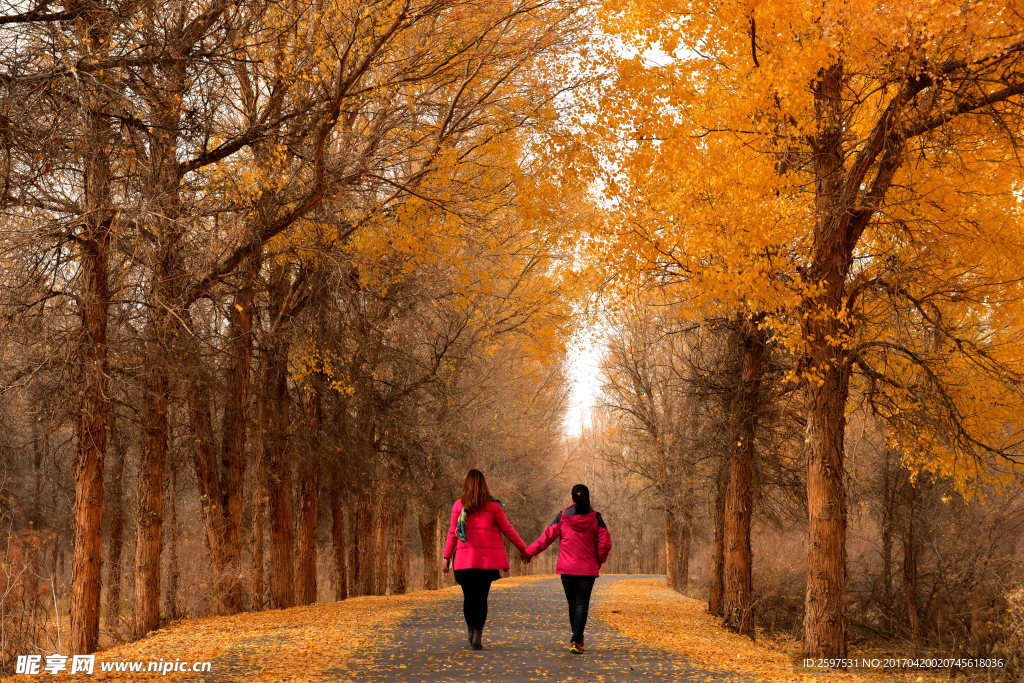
[561,574,597,643]
[454,569,499,629]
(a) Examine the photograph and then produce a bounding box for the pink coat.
[526,505,611,576]
[443,499,528,571]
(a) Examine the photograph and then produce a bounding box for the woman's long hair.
[571,484,591,514]
[461,469,493,513]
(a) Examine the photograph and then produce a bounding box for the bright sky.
[562,334,606,436]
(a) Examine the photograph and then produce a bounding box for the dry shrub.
[0,526,61,674]
[752,528,806,637]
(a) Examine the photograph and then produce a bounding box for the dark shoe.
[470,628,483,650]
[467,626,474,645]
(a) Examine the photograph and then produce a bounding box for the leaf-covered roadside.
[0,574,564,683]
[597,578,946,683]
[2,587,459,683]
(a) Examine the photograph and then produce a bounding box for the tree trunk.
[723,320,764,639]
[802,61,855,662]
[104,427,126,630]
[165,459,180,621]
[880,446,894,625]
[679,467,694,591]
[134,367,168,638]
[69,18,113,652]
[802,359,851,659]
[373,493,388,596]
[218,253,257,615]
[264,263,295,610]
[358,490,376,596]
[249,448,266,611]
[418,510,439,590]
[709,462,727,617]
[387,497,408,595]
[295,459,319,606]
[189,378,228,612]
[329,475,348,601]
[266,344,295,609]
[664,509,679,591]
[903,484,920,647]
[348,495,362,597]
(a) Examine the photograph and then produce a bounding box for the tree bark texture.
[265,343,295,609]
[166,459,180,620]
[329,475,348,601]
[903,484,921,646]
[133,49,186,639]
[723,319,764,639]
[709,462,728,617]
[373,492,388,596]
[802,62,854,661]
[348,495,362,597]
[249,448,266,611]
[387,496,408,595]
[69,14,113,653]
[418,510,438,590]
[217,254,257,614]
[295,459,319,606]
[133,365,168,638]
[104,427,126,630]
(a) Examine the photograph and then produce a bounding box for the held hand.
[442,558,451,573]
[519,549,532,563]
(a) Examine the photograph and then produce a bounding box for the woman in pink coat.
[525,484,612,654]
[442,469,530,650]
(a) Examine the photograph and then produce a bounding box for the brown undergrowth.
[597,577,949,683]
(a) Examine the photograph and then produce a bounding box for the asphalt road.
[338,575,761,682]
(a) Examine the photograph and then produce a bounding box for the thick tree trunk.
[802,61,860,662]
[880,447,894,620]
[329,476,348,601]
[802,360,851,658]
[348,496,362,597]
[134,368,168,638]
[373,493,388,596]
[295,460,319,606]
[104,428,126,630]
[709,463,727,617]
[249,449,266,611]
[418,510,439,590]
[189,379,229,611]
[357,491,376,596]
[266,345,295,609]
[903,484,920,646]
[166,459,180,620]
[69,23,112,652]
[218,254,256,615]
[387,497,408,595]
[723,320,764,639]
[264,263,295,610]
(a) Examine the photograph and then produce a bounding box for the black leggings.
[561,574,597,643]
[454,569,499,629]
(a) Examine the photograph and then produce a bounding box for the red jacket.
[526,505,611,576]
[443,499,528,571]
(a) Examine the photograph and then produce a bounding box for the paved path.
[337,575,760,682]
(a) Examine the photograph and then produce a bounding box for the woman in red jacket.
[525,484,611,654]
[442,469,530,650]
